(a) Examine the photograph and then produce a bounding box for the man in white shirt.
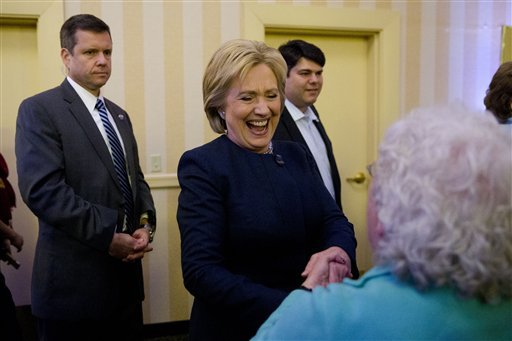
[273,40,343,209]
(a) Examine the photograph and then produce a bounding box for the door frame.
[243,3,401,157]
[0,1,63,93]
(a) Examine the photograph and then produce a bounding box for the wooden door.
[266,33,373,272]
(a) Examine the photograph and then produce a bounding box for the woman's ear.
[218,110,225,120]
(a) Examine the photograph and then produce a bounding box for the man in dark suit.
[15,14,155,341]
[273,40,343,208]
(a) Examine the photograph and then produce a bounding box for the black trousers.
[0,272,23,341]
[35,302,143,341]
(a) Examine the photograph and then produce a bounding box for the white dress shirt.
[67,76,127,157]
[284,99,335,199]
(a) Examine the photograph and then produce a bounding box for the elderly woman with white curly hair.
[252,104,512,340]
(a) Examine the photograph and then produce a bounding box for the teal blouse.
[253,267,512,340]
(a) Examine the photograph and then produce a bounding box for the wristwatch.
[143,223,155,243]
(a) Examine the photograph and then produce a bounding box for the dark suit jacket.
[177,135,358,341]
[273,105,343,209]
[15,79,155,320]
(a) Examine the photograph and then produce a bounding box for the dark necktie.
[95,99,134,232]
[312,119,327,146]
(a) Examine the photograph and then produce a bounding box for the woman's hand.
[301,246,352,289]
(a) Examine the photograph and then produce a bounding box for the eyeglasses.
[366,162,375,177]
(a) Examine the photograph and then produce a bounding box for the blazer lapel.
[311,105,342,207]
[61,80,119,185]
[281,107,309,146]
[310,106,332,150]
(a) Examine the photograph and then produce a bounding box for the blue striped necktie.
[95,98,134,232]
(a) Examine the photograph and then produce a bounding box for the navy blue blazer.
[15,79,155,320]
[177,135,358,341]
[273,105,343,209]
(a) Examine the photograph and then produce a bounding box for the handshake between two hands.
[301,246,352,290]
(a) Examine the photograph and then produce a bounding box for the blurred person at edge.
[484,61,512,135]
[253,104,512,340]
[176,39,358,341]
[0,152,24,341]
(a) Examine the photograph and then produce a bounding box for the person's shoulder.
[273,139,311,166]
[281,105,292,115]
[186,135,226,152]
[343,267,393,287]
[22,83,62,104]
[177,136,232,182]
[277,106,293,124]
[273,139,307,154]
[179,136,226,163]
[103,97,125,113]
[17,86,67,119]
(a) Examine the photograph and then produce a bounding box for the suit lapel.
[310,106,332,151]
[281,108,308,146]
[311,122,333,156]
[311,106,342,207]
[60,80,119,186]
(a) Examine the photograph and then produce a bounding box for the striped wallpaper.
[1,0,510,324]
[62,0,512,176]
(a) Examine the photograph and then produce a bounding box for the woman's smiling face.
[223,63,282,154]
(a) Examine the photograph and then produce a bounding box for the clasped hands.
[301,246,352,290]
[108,227,153,262]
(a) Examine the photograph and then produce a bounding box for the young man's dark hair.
[278,39,326,75]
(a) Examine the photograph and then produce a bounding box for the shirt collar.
[284,99,318,123]
[67,76,103,113]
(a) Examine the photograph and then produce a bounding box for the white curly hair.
[371,104,512,303]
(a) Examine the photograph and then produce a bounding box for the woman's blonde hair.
[203,39,287,133]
